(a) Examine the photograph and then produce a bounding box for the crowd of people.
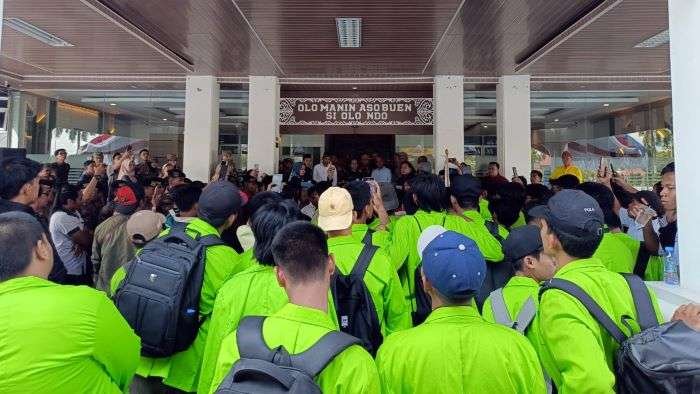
[0,147,698,394]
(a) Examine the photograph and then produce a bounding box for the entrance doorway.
[325,134,395,164]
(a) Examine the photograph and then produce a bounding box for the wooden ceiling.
[0,0,671,87]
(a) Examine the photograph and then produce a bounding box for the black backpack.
[113,223,223,357]
[330,243,383,355]
[215,316,360,394]
[400,215,444,326]
[475,221,514,310]
[541,273,700,393]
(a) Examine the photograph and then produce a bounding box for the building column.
[433,75,464,170]
[497,75,531,178]
[183,75,219,182]
[247,76,280,174]
[669,0,700,295]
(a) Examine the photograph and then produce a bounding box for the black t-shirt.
[344,170,364,182]
[659,220,677,248]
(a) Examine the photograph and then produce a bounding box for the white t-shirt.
[312,163,338,185]
[619,207,661,242]
[49,211,87,275]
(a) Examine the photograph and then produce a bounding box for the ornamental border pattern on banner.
[279,97,434,126]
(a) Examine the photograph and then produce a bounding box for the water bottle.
[663,246,679,285]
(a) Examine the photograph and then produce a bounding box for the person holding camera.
[212,150,236,182]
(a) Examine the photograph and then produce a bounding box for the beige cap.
[127,210,166,245]
[317,187,354,232]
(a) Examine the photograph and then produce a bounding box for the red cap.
[114,185,138,206]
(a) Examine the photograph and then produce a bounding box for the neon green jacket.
[110,218,250,392]
[351,223,390,249]
[593,232,634,273]
[210,303,380,394]
[376,305,546,394]
[533,257,664,393]
[328,235,412,337]
[512,211,527,228]
[609,231,664,280]
[479,198,493,221]
[0,276,140,393]
[197,260,339,394]
[385,210,504,312]
[369,216,398,232]
[462,210,508,246]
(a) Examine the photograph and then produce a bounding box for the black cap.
[535,189,604,237]
[346,180,371,213]
[503,225,543,262]
[198,181,242,227]
[450,175,481,199]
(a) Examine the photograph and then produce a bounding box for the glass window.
[531,91,673,188]
[464,90,497,175]
[4,89,186,170]
[218,87,249,170]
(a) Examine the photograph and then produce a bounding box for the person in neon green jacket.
[532,190,664,393]
[577,182,637,273]
[0,212,140,393]
[449,174,510,244]
[319,187,411,338]
[347,180,391,249]
[111,181,251,393]
[198,199,338,394]
[385,174,504,313]
[481,225,557,387]
[376,226,545,394]
[210,222,380,394]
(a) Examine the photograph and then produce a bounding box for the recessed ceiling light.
[336,17,362,48]
[635,29,669,48]
[483,125,488,128]
[554,118,559,122]
[603,103,610,107]
[109,103,117,106]
[162,118,168,121]
[352,86,358,90]
[4,18,74,47]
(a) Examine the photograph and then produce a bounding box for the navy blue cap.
[503,225,543,262]
[535,189,603,237]
[418,226,486,298]
[450,175,482,199]
[198,181,242,227]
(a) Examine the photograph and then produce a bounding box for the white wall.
[183,76,220,182]
[669,0,700,296]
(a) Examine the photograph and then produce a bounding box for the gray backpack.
[488,288,537,334]
[215,316,361,394]
[490,288,553,394]
[541,273,700,393]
